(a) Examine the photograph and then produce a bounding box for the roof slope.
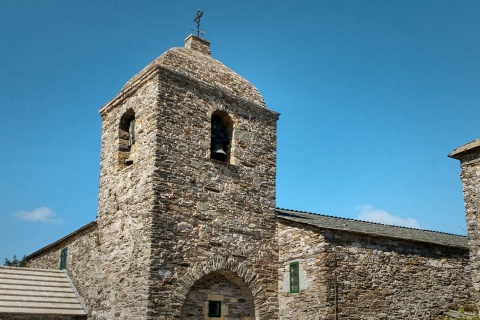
[0,267,87,317]
[276,208,468,249]
[154,46,266,107]
[101,35,268,116]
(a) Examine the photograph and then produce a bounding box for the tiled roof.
[276,208,468,249]
[0,267,87,317]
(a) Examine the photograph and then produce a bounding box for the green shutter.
[59,247,68,270]
[289,261,300,293]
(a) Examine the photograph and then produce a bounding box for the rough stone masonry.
[23,34,480,320]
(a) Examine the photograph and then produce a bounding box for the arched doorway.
[180,270,256,319]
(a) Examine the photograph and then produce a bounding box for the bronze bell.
[213,147,227,157]
[211,139,227,161]
[125,154,134,165]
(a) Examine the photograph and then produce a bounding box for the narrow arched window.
[210,111,233,163]
[119,109,136,168]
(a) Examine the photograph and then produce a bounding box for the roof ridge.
[275,207,466,237]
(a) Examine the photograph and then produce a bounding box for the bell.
[125,154,134,165]
[214,147,226,156]
[125,143,136,165]
[212,147,227,161]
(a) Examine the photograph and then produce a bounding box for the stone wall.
[29,71,161,320]
[23,35,480,320]
[278,220,329,319]
[27,223,99,317]
[96,73,159,320]
[278,220,472,320]
[147,66,279,319]
[25,36,280,320]
[90,35,280,319]
[450,146,480,309]
[181,271,256,319]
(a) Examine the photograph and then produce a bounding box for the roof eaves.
[275,208,467,249]
[25,221,97,261]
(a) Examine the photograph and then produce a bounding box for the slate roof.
[276,208,468,249]
[0,267,87,317]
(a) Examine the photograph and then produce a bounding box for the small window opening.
[210,111,233,163]
[59,247,68,270]
[289,261,300,293]
[208,300,222,318]
[119,110,136,168]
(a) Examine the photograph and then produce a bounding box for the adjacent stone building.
[276,210,471,319]
[10,35,480,319]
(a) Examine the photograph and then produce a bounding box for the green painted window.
[289,261,300,293]
[208,301,221,317]
[59,247,68,270]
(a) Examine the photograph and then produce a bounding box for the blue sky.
[1,1,479,261]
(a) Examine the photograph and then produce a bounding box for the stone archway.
[170,255,262,319]
[180,270,256,319]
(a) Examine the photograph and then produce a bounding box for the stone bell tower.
[97,35,279,319]
[449,139,480,309]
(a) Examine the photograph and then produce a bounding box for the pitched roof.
[276,208,468,249]
[0,267,87,317]
[101,35,274,116]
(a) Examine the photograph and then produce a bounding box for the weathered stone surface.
[147,62,279,319]
[180,271,255,319]
[449,141,480,310]
[22,34,480,320]
[27,35,279,320]
[278,220,473,320]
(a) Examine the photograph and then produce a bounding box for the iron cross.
[194,9,204,37]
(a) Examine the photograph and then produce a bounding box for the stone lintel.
[448,139,480,160]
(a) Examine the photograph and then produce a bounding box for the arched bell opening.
[210,111,233,163]
[180,270,256,320]
[118,109,136,169]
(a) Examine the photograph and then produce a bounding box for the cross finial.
[194,9,205,37]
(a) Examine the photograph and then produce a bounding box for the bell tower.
[97,35,279,319]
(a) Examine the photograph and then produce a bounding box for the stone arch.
[171,255,263,318]
[118,108,136,169]
[180,270,256,319]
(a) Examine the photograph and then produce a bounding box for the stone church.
[1,35,480,320]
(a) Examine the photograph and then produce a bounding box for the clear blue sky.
[1,1,479,261]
